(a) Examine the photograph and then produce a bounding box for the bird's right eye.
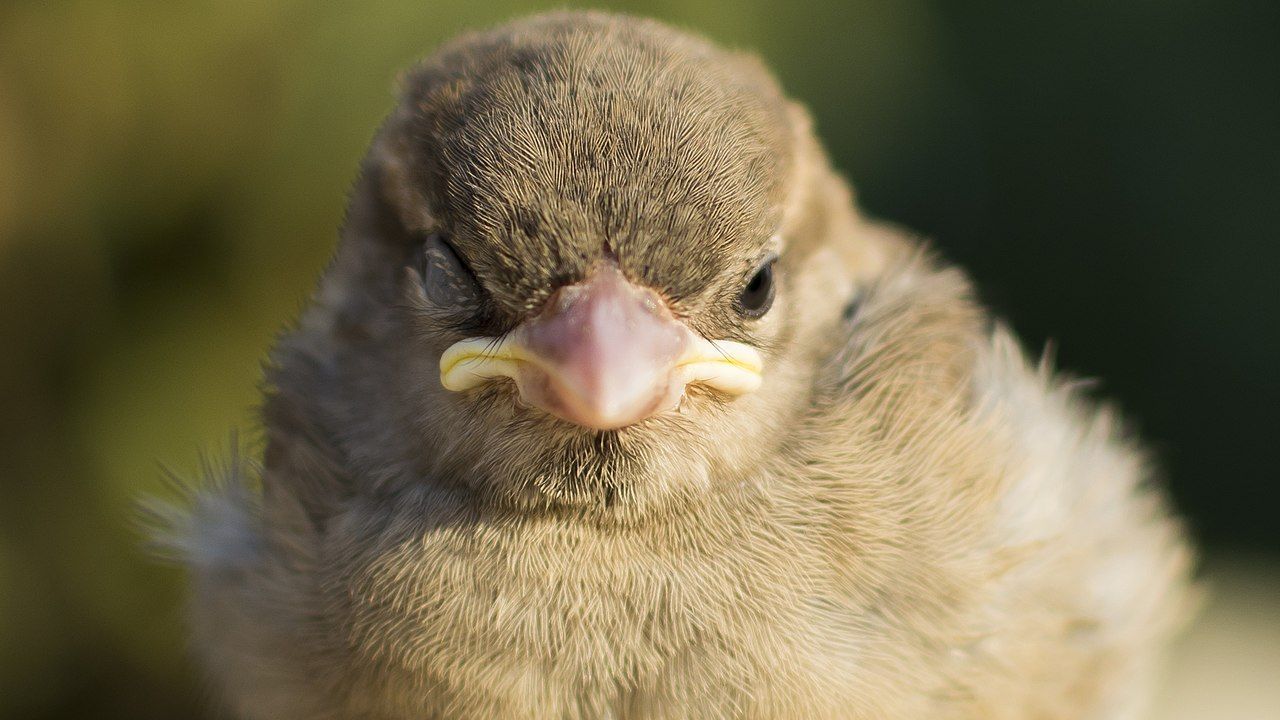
[415,233,482,308]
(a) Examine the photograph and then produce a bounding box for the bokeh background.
[1,1,1276,717]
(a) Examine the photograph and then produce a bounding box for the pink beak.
[439,264,764,430]
[514,265,690,430]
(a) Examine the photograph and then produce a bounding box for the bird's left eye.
[735,256,777,318]
[416,233,481,308]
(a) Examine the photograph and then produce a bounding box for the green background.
[1,1,1276,717]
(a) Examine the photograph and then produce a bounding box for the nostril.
[549,288,574,315]
[640,293,663,316]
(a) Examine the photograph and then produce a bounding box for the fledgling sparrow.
[163,11,1192,720]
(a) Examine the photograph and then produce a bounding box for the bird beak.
[439,265,762,430]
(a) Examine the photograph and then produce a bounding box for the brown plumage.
[167,11,1192,719]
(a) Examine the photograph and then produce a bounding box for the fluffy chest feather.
[319,482,859,718]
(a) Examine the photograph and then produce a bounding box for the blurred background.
[0,0,1276,717]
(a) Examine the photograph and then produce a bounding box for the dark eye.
[735,256,777,318]
[416,233,481,308]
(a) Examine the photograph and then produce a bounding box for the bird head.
[300,12,881,517]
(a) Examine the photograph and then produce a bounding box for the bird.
[162,11,1193,720]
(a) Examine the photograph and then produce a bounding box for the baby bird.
[171,11,1191,720]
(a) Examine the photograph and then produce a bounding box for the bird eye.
[735,256,777,318]
[416,233,481,308]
